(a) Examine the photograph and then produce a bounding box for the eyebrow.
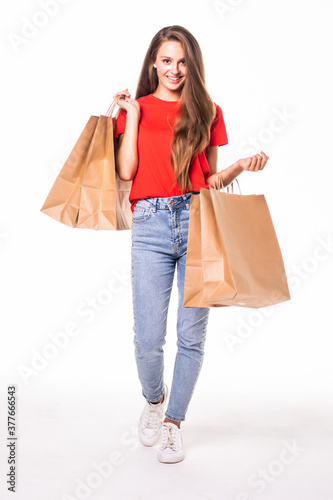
[159,56,185,60]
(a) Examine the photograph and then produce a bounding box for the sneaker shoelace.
[161,424,178,451]
[144,405,161,430]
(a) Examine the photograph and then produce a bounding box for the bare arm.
[114,89,140,181]
[115,109,140,181]
[205,146,269,188]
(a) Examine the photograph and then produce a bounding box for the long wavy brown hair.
[135,25,216,192]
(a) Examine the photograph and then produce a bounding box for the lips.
[166,76,182,82]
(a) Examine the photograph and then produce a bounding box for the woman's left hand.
[238,151,269,171]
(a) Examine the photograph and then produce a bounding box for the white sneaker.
[157,422,185,463]
[138,383,168,447]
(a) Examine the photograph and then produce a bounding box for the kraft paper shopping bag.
[183,185,290,309]
[40,96,132,230]
[201,186,290,308]
[183,191,228,308]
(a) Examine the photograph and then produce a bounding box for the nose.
[171,62,180,74]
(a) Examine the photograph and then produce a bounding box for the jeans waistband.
[138,192,200,211]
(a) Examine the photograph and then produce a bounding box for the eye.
[162,59,186,64]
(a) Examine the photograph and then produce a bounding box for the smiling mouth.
[166,76,183,82]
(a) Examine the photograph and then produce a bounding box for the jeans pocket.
[132,200,153,223]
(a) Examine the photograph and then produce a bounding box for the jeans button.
[170,201,174,205]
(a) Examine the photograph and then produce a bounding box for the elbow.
[125,165,138,181]
[118,171,135,182]
[115,159,138,181]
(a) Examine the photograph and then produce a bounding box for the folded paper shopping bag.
[200,186,291,308]
[183,187,290,309]
[183,191,228,308]
[40,97,132,230]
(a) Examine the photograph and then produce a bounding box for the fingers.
[113,88,131,100]
[245,157,252,169]
[247,152,269,171]
[254,154,262,171]
[260,151,269,170]
[249,154,261,171]
[246,156,257,171]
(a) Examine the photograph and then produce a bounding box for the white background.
[1,0,333,499]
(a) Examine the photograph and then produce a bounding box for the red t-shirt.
[114,93,228,212]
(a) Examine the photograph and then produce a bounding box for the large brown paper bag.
[183,192,228,308]
[40,97,132,230]
[201,186,290,308]
[200,186,236,302]
[183,186,290,309]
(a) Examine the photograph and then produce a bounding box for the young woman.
[113,25,269,464]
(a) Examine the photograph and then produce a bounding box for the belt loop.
[152,197,157,212]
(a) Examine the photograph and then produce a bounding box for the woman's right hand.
[113,88,140,117]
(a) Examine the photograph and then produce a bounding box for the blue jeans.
[131,192,210,422]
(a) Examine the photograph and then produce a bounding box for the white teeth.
[167,76,181,81]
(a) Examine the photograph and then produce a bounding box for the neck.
[153,87,181,102]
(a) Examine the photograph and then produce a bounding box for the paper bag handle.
[211,173,242,195]
[105,95,124,117]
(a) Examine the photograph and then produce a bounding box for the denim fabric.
[131,192,210,422]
